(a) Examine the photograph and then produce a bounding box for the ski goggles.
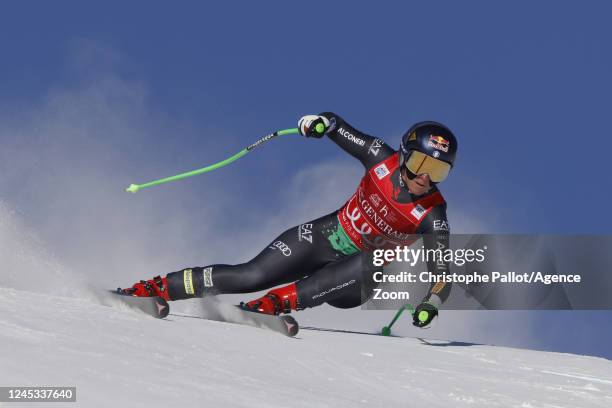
[403,150,451,183]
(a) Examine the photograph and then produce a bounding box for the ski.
[107,291,296,336]
[109,290,170,319]
[169,306,299,337]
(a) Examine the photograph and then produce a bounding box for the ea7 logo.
[298,223,313,243]
[433,220,450,231]
[269,240,292,256]
[368,138,383,156]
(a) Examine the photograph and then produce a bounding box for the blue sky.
[3,1,611,232]
[0,1,610,357]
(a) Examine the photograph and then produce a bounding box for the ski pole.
[381,303,415,336]
[125,127,300,193]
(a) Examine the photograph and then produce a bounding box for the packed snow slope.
[0,287,610,408]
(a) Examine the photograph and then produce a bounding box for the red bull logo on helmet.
[428,134,450,152]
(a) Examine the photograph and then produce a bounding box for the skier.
[120,112,457,328]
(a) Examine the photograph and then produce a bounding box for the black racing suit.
[166,112,451,309]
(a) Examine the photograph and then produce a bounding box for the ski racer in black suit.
[121,113,458,328]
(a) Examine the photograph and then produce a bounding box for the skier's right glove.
[412,301,438,328]
[298,115,331,138]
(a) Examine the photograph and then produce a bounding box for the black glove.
[413,302,438,328]
[297,115,330,138]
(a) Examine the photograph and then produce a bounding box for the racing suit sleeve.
[319,112,395,169]
[416,204,451,306]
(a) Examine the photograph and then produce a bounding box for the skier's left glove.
[298,115,331,138]
[413,302,438,328]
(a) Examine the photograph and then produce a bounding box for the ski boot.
[119,275,170,301]
[240,283,300,315]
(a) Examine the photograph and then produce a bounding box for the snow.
[0,287,610,408]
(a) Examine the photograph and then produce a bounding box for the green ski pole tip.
[418,310,429,323]
[381,326,391,336]
[126,184,140,193]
